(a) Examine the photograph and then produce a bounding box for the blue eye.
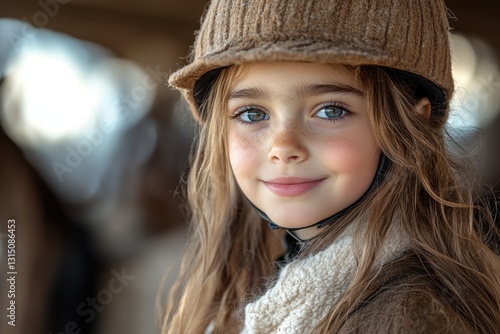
[235,107,269,123]
[315,105,349,120]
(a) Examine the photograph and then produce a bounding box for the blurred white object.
[0,20,157,203]
[449,33,500,130]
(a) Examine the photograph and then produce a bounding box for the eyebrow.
[228,82,364,101]
[229,86,269,100]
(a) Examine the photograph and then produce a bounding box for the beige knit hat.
[169,0,454,122]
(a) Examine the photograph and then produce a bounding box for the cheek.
[320,132,380,174]
[227,130,260,179]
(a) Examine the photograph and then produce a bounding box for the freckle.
[239,135,256,149]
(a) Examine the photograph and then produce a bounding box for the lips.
[263,177,325,197]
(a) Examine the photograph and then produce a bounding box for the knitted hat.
[169,0,454,122]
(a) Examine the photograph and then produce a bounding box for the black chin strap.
[250,154,391,242]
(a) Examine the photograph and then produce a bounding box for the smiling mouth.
[263,177,325,196]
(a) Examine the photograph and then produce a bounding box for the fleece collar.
[241,224,410,333]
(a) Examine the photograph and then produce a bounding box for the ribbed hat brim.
[169,0,454,122]
[169,40,450,122]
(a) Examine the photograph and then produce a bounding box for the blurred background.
[0,1,499,333]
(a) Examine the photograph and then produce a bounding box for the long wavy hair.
[161,64,500,334]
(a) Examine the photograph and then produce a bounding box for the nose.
[268,125,308,164]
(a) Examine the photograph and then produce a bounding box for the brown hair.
[161,66,282,333]
[161,65,500,333]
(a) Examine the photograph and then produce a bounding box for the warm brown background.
[0,1,498,334]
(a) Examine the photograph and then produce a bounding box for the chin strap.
[250,154,391,242]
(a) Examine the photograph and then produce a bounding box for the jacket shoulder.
[339,274,471,334]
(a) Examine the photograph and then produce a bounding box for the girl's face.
[227,62,380,229]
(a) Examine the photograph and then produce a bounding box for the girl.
[163,0,500,333]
